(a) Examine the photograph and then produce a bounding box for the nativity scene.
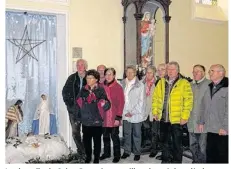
[5,9,69,163]
[5,95,69,164]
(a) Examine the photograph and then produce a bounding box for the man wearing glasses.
[198,64,228,163]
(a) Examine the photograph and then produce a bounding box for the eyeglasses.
[157,69,166,71]
[208,70,221,74]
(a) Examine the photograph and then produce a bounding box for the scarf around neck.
[145,77,155,96]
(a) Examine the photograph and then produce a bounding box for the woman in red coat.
[100,68,125,163]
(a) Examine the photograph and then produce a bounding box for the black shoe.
[93,159,99,163]
[100,154,111,160]
[161,160,171,163]
[78,152,86,160]
[156,155,162,160]
[121,153,130,159]
[141,144,146,148]
[112,157,120,163]
[134,155,140,161]
[149,152,158,158]
[85,157,91,163]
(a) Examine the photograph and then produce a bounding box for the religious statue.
[5,100,23,139]
[32,94,57,135]
[141,12,156,68]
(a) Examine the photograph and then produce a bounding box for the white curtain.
[5,11,57,135]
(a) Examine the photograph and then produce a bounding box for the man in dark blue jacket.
[62,59,88,157]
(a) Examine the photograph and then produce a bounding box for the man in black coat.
[62,59,88,156]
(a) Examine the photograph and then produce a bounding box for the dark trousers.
[150,120,160,154]
[141,117,155,147]
[82,125,102,160]
[160,122,183,163]
[189,132,207,163]
[152,121,173,157]
[68,112,85,155]
[206,132,228,163]
[102,127,121,158]
[142,117,162,153]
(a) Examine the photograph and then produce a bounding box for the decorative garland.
[26,149,85,163]
[6,137,23,148]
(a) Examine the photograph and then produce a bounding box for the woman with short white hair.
[120,65,146,161]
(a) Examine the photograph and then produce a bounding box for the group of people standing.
[62,59,228,164]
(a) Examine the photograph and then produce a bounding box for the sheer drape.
[5,11,57,135]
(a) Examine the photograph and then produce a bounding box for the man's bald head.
[97,65,106,79]
[209,64,226,82]
[97,64,106,70]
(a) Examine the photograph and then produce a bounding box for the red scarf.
[84,84,98,103]
[77,83,106,119]
[146,78,155,96]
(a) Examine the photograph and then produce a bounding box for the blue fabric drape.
[5,11,58,135]
[32,114,57,135]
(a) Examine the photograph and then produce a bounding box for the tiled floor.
[99,152,192,164]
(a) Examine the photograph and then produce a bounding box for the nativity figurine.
[5,100,23,139]
[32,94,57,135]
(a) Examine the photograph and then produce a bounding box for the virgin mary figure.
[32,94,57,135]
[141,12,155,67]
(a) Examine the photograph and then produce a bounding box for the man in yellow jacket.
[152,61,193,163]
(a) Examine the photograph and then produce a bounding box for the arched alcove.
[122,0,171,70]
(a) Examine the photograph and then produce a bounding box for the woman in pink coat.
[100,68,125,163]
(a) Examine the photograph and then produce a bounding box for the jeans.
[189,132,207,163]
[123,120,142,155]
[68,111,85,155]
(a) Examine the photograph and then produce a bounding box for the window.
[195,0,217,5]
[193,0,227,23]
